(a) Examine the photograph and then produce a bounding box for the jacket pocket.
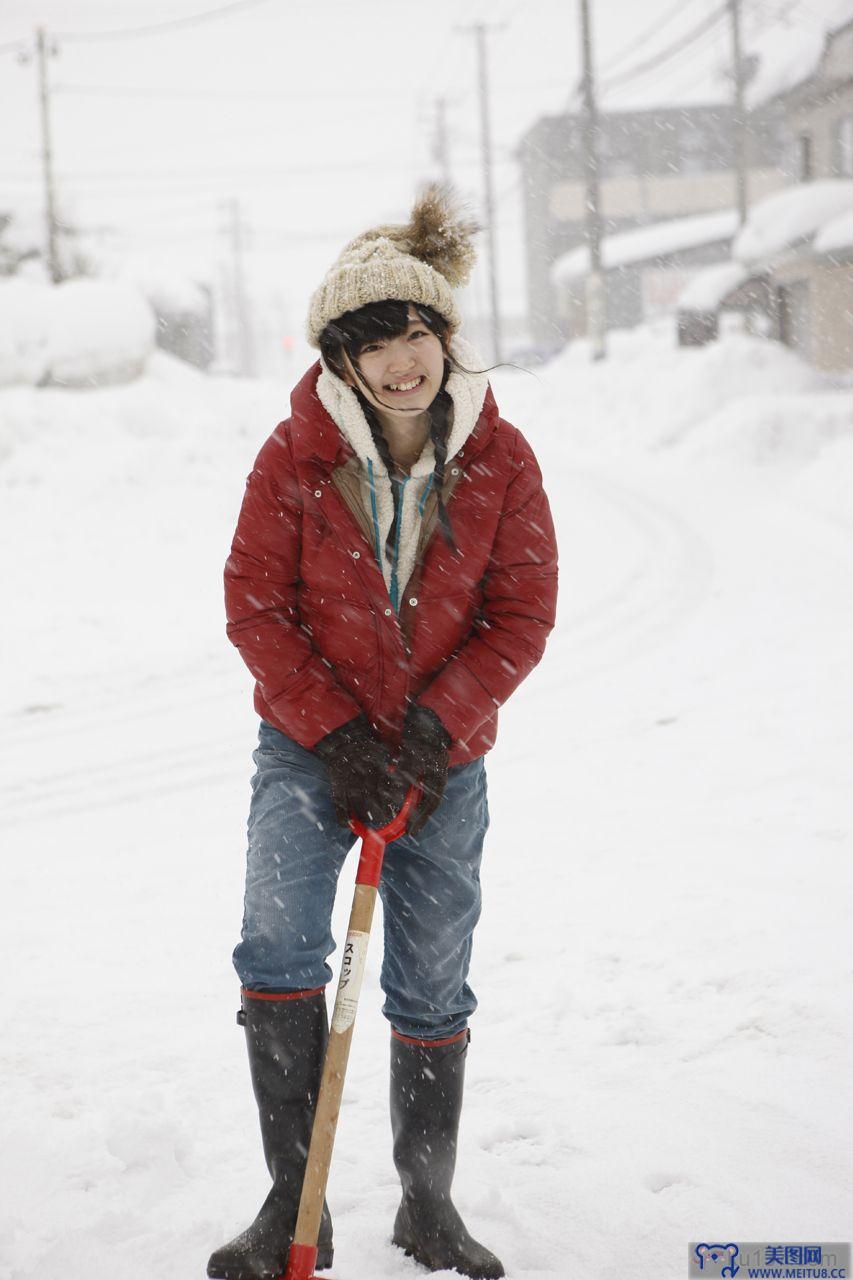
[298,588,382,703]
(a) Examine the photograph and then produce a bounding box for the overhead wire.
[0,0,275,55]
[53,82,401,102]
[602,16,730,107]
[599,0,707,74]
[97,224,351,244]
[3,157,425,186]
[599,4,730,94]
[0,35,30,55]
[52,76,584,103]
[51,0,275,43]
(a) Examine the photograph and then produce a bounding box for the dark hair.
[319,299,469,552]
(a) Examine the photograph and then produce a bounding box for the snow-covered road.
[1,330,851,1279]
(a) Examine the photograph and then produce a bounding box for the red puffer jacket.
[225,362,558,766]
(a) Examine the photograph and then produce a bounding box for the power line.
[623,34,726,104]
[3,157,425,184]
[99,224,357,244]
[50,77,577,102]
[599,0,706,74]
[52,82,407,103]
[51,0,274,43]
[601,17,728,105]
[0,35,30,55]
[599,4,729,94]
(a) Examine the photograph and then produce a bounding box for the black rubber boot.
[390,1031,505,1279]
[207,990,334,1280]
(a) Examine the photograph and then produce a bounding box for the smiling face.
[343,305,447,418]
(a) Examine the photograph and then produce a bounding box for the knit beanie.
[306,183,479,348]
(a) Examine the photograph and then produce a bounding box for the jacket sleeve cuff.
[416,666,496,749]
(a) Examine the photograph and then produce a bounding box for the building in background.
[746,10,853,371]
[552,207,739,338]
[774,9,853,183]
[517,102,787,345]
[678,10,853,372]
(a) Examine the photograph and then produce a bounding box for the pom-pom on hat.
[306,182,480,348]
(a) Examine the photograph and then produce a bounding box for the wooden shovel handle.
[285,785,420,1273]
[289,880,379,1251]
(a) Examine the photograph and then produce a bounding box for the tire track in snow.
[0,743,244,829]
[0,652,251,828]
[542,466,714,688]
[0,650,239,749]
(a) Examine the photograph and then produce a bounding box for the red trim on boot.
[392,1027,469,1048]
[241,986,326,1002]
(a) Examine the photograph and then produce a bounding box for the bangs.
[333,300,410,351]
[322,300,447,360]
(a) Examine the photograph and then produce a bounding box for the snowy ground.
[1,325,851,1279]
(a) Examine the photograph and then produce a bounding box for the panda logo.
[694,1242,740,1277]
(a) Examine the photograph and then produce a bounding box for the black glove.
[395,704,452,836]
[314,715,404,828]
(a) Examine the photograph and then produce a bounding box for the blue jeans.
[232,720,490,1040]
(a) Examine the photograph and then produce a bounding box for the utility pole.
[224,198,256,377]
[456,21,505,365]
[728,0,749,226]
[36,29,62,283]
[432,96,451,185]
[579,0,606,361]
[18,29,62,282]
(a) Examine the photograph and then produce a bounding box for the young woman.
[209,185,558,1280]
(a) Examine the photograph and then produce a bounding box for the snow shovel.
[281,784,420,1280]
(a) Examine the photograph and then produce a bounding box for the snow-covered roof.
[747,0,853,108]
[733,180,853,264]
[677,261,751,313]
[813,207,853,255]
[552,209,738,284]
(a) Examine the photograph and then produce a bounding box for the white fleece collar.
[315,334,488,476]
[314,335,488,606]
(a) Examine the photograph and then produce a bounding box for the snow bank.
[0,351,287,697]
[0,278,159,389]
[784,429,853,535]
[734,180,853,265]
[45,280,156,388]
[553,210,738,283]
[520,322,827,457]
[679,389,853,466]
[0,277,50,387]
[113,254,210,316]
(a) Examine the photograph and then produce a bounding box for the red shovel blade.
[280,1242,322,1280]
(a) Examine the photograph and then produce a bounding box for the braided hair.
[319,300,460,553]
